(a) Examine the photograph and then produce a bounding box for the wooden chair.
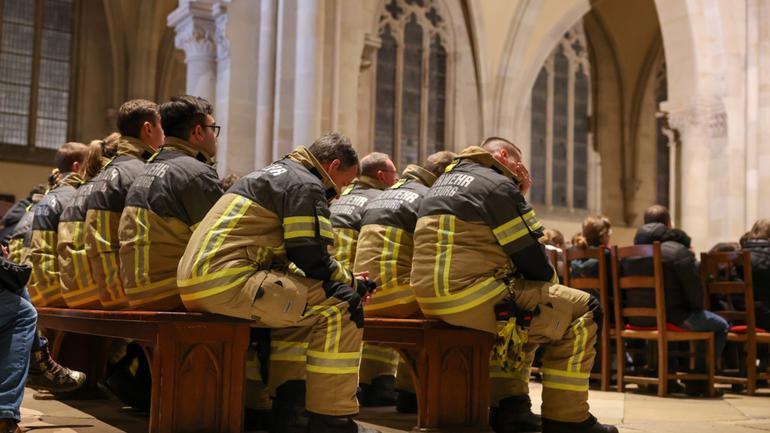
[701,251,770,394]
[563,246,612,391]
[611,242,715,397]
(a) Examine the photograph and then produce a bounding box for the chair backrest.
[611,242,667,332]
[564,246,611,328]
[546,247,562,279]
[701,251,755,330]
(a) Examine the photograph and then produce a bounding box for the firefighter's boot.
[490,395,542,433]
[26,344,86,393]
[306,413,381,433]
[542,414,618,433]
[358,375,396,407]
[271,380,308,433]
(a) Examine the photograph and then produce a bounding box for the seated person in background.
[0,184,47,244]
[630,204,728,396]
[220,173,240,191]
[4,184,47,266]
[119,95,222,310]
[58,134,120,308]
[28,142,89,307]
[741,219,770,331]
[570,215,613,305]
[541,228,566,279]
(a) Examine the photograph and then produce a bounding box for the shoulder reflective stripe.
[417,277,506,316]
[284,215,317,239]
[390,179,407,189]
[270,340,308,362]
[306,305,342,353]
[567,317,589,372]
[433,215,455,297]
[542,368,590,392]
[444,162,457,172]
[193,196,251,277]
[493,210,541,246]
[317,215,334,240]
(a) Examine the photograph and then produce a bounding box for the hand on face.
[512,160,532,195]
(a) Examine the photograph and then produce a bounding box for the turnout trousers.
[267,277,363,416]
[419,278,597,423]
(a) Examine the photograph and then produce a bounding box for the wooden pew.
[37,307,251,433]
[363,317,495,433]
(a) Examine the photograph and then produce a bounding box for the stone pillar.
[168,0,229,104]
[292,0,323,147]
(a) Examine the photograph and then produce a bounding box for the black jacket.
[625,223,704,326]
[570,247,614,320]
[742,239,770,330]
[0,198,31,243]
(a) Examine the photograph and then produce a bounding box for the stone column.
[168,0,230,103]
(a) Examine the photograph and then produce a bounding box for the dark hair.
[360,152,391,178]
[644,204,671,226]
[117,99,160,138]
[308,132,359,171]
[160,95,214,140]
[83,132,120,181]
[54,142,89,172]
[27,184,47,200]
[709,242,740,254]
[423,151,456,177]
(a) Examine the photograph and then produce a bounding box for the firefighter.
[329,152,399,406]
[85,99,164,309]
[410,138,617,433]
[353,150,456,412]
[5,184,47,269]
[28,142,89,307]
[177,133,379,433]
[58,133,120,308]
[118,95,223,311]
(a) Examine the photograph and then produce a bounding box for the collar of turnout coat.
[55,171,84,189]
[401,164,437,188]
[287,146,340,198]
[455,146,523,184]
[161,136,216,165]
[354,175,389,190]
[117,135,156,161]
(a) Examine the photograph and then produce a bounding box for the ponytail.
[83,132,120,181]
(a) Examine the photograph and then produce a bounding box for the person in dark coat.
[627,205,728,396]
[0,185,47,244]
[741,219,770,331]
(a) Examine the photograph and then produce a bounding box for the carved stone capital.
[168,0,230,63]
[662,95,727,139]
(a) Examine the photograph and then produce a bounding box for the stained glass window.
[529,23,592,210]
[374,0,447,166]
[0,0,73,149]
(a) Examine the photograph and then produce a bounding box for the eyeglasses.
[203,124,221,138]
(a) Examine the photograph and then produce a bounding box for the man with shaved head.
[410,137,616,433]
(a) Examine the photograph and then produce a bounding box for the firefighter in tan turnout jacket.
[85,100,164,309]
[58,134,121,308]
[330,152,399,406]
[119,96,223,311]
[353,151,455,412]
[411,139,617,433]
[28,143,89,307]
[178,133,380,433]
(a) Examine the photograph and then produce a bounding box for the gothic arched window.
[0,0,74,151]
[529,23,592,210]
[374,0,448,168]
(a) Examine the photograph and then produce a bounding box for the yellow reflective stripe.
[433,215,454,296]
[317,215,334,240]
[179,265,256,287]
[284,216,317,239]
[333,228,357,268]
[367,285,416,311]
[361,345,399,367]
[193,196,251,277]
[568,317,588,372]
[417,277,506,315]
[73,221,93,290]
[306,350,361,374]
[390,228,402,287]
[133,208,151,287]
[270,341,308,362]
[331,261,351,285]
[307,305,342,353]
[542,368,590,392]
[178,270,253,302]
[493,210,542,246]
[94,210,120,300]
[125,275,177,294]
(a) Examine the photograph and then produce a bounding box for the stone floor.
[19,383,770,433]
